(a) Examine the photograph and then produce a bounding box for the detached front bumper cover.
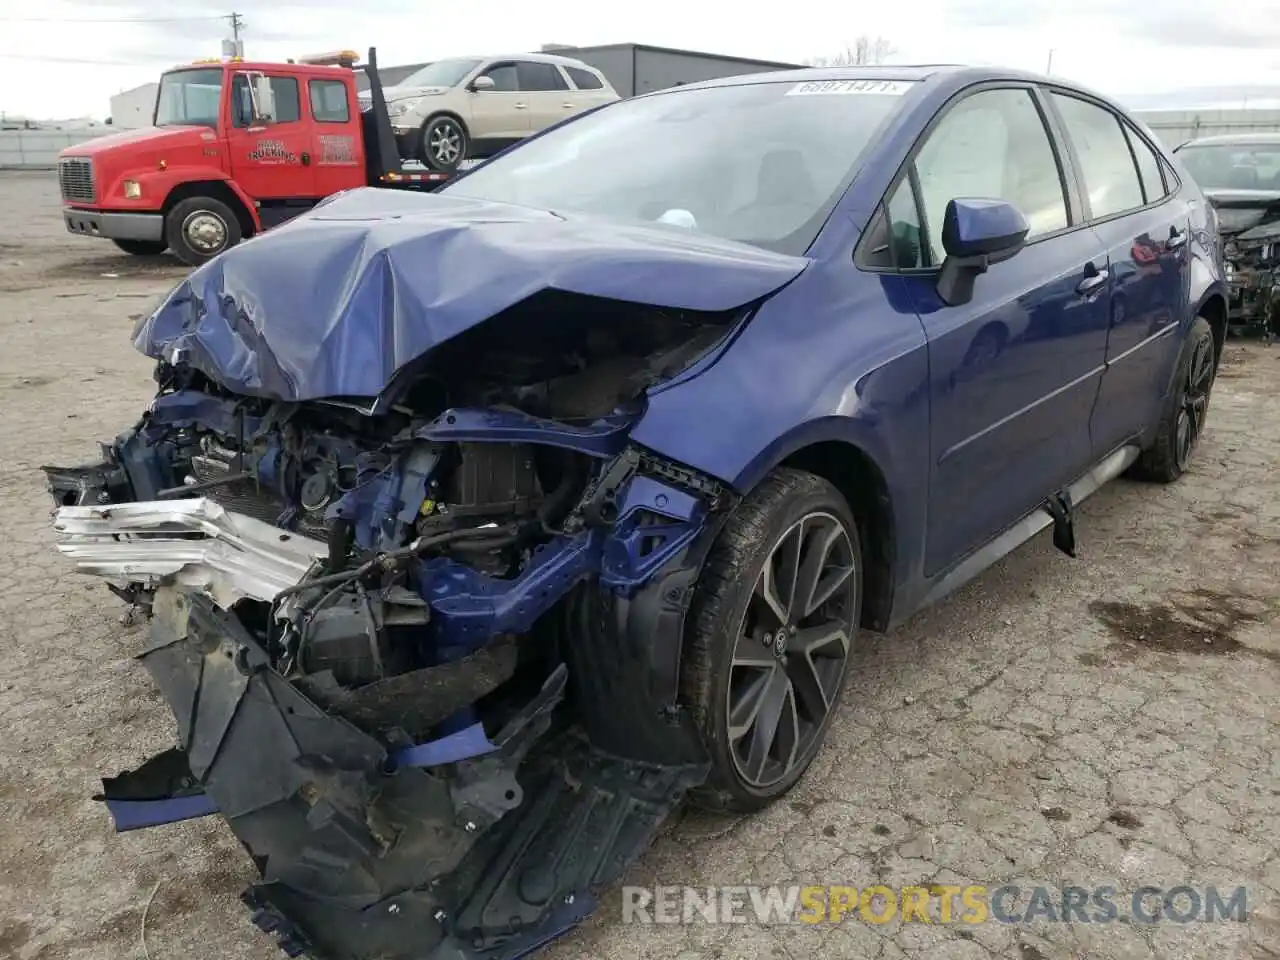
[100,585,705,960]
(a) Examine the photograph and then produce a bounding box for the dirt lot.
[1,168,1278,960]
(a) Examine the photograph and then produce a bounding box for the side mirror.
[470,75,496,92]
[251,73,276,123]
[936,198,1029,307]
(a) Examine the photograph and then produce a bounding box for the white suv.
[373,53,620,171]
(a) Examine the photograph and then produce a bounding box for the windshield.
[154,68,223,127]
[441,78,912,254]
[1177,143,1280,192]
[397,58,482,89]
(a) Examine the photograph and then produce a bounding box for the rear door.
[226,71,316,198]
[563,64,616,114]
[305,76,365,197]
[515,60,574,134]
[874,86,1112,575]
[1045,91,1192,457]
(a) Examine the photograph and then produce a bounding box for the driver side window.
[479,63,518,92]
[913,88,1069,264]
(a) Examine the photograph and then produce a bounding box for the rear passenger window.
[1124,124,1167,203]
[565,66,603,90]
[1050,93,1144,218]
[913,88,1069,265]
[310,79,349,123]
[517,61,568,91]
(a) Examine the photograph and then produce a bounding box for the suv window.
[310,79,349,123]
[1124,124,1167,203]
[480,63,518,92]
[565,66,603,90]
[1050,93,1144,219]
[517,61,568,91]
[913,88,1068,265]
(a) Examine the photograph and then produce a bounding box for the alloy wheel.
[429,121,462,166]
[1175,334,1214,471]
[726,511,857,789]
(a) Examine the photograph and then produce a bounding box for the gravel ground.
[1,169,1278,960]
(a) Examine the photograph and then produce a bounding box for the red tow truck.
[56,48,450,265]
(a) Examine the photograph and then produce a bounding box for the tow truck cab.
[56,48,447,265]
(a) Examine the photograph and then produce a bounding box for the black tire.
[681,468,862,813]
[164,196,241,267]
[111,238,167,256]
[419,115,468,172]
[1129,315,1216,483]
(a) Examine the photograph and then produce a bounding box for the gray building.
[360,43,803,96]
[537,43,803,97]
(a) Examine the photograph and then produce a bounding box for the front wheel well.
[162,181,255,239]
[781,441,896,632]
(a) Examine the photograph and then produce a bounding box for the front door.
[226,71,316,199]
[1045,91,1192,456]
[465,61,530,154]
[892,86,1113,575]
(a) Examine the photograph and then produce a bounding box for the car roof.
[443,52,603,70]
[1178,132,1280,147]
[637,63,1118,103]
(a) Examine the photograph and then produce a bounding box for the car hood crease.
[134,188,810,403]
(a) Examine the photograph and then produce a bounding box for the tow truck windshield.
[154,68,223,127]
[442,78,910,256]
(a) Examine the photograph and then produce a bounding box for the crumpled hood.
[133,187,808,403]
[1204,189,1280,236]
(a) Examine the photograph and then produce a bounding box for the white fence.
[1132,109,1280,148]
[0,129,110,170]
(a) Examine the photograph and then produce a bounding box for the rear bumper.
[63,207,163,242]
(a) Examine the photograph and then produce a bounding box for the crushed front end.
[1209,194,1280,339]
[44,310,738,959]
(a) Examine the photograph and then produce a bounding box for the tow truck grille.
[58,157,95,203]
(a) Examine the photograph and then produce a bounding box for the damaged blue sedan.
[46,64,1224,959]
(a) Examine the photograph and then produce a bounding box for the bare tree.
[805,35,897,67]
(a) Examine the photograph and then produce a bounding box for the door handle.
[1166,228,1187,249]
[1076,269,1109,296]
[562,102,574,108]
[513,102,527,109]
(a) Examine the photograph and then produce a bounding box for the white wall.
[1133,108,1280,148]
[110,83,157,130]
[0,129,109,169]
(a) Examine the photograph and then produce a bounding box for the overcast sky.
[3,0,1280,119]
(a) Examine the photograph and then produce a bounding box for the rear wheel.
[165,196,241,266]
[419,115,467,172]
[1129,314,1216,483]
[111,238,167,256]
[681,468,861,813]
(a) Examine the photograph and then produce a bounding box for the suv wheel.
[681,468,862,813]
[420,115,468,173]
[165,197,242,266]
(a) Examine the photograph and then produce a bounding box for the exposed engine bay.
[44,294,742,960]
[1212,198,1280,339]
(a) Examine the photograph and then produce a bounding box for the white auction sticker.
[785,79,915,96]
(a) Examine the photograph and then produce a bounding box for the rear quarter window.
[566,66,604,90]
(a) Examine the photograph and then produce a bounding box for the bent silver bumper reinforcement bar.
[51,497,326,605]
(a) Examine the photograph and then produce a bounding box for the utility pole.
[229,11,243,41]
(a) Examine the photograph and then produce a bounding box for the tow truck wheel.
[165,196,242,267]
[420,115,468,173]
[111,239,167,256]
[681,468,862,813]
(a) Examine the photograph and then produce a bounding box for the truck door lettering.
[317,135,358,166]
[247,139,297,164]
